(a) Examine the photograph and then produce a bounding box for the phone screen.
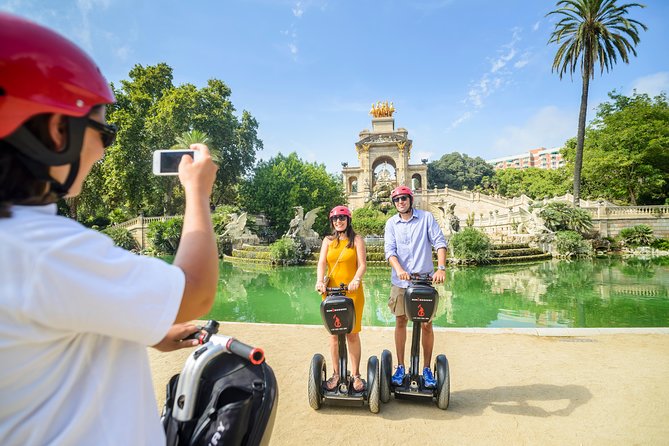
[160,151,194,173]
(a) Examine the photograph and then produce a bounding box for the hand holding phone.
[152,149,200,175]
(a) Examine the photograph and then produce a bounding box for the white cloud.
[292,1,303,17]
[449,111,473,130]
[492,106,576,155]
[532,21,540,32]
[464,28,527,110]
[630,72,669,97]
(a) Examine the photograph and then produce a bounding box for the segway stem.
[338,333,348,381]
[410,322,421,380]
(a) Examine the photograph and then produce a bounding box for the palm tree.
[547,0,646,206]
[170,129,210,149]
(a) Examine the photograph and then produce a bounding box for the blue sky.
[3,0,668,174]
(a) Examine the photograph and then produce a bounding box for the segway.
[380,274,450,409]
[308,284,380,413]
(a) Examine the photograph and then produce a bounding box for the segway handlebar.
[183,320,265,365]
[410,272,434,285]
[326,283,348,296]
[210,335,265,365]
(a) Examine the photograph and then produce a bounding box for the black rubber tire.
[380,349,392,403]
[308,353,325,410]
[367,356,380,413]
[435,354,450,410]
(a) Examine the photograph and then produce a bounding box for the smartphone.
[152,149,196,175]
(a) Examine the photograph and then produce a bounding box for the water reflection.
[206,258,669,328]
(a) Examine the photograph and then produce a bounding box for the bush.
[619,225,654,248]
[539,202,593,234]
[148,217,183,255]
[449,227,491,262]
[269,237,302,265]
[102,226,139,251]
[555,230,591,258]
[352,207,389,237]
[651,237,669,251]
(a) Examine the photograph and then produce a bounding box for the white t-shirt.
[0,205,185,445]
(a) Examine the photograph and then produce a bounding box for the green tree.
[562,92,668,205]
[547,0,646,206]
[240,153,345,237]
[427,152,494,190]
[491,167,571,199]
[76,63,262,221]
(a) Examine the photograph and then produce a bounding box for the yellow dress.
[324,237,364,333]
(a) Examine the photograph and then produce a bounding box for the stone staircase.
[487,243,551,264]
[223,244,272,266]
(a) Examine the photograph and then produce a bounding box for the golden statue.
[370,100,396,118]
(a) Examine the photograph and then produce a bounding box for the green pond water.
[204,257,669,328]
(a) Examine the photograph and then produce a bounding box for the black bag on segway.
[161,338,278,446]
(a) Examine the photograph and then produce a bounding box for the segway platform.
[380,275,450,410]
[308,285,380,413]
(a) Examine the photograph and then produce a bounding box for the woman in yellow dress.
[315,206,367,392]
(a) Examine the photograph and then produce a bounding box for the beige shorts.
[388,285,407,317]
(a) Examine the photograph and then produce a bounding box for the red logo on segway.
[417,304,425,317]
[333,314,341,328]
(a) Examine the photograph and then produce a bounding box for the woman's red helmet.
[329,205,352,219]
[390,186,414,200]
[0,12,115,138]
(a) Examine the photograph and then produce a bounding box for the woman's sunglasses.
[87,119,118,148]
[330,215,348,222]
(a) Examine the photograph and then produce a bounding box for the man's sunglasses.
[392,195,410,203]
[330,215,348,222]
[87,119,117,148]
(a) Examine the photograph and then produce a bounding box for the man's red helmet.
[390,186,414,200]
[0,12,115,138]
[329,205,352,218]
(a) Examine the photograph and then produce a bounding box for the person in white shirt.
[0,12,219,446]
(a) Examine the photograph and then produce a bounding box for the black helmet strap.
[5,116,87,198]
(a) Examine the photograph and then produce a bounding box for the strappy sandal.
[353,374,365,392]
[325,373,340,391]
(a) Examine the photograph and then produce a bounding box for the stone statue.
[286,206,322,239]
[221,212,259,248]
[517,207,551,236]
[222,212,248,238]
[436,202,460,235]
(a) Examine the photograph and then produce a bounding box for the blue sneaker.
[391,365,406,386]
[423,367,436,389]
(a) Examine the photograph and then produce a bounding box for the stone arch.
[411,173,422,191]
[371,156,397,189]
[348,176,358,193]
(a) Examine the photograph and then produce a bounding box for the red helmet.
[390,186,414,200]
[0,12,115,138]
[329,205,352,219]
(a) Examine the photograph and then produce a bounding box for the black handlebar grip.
[226,338,265,365]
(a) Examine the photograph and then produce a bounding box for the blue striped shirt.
[384,208,447,288]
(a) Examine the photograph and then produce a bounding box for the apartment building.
[488,147,565,170]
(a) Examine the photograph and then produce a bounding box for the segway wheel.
[380,349,392,403]
[367,355,380,414]
[435,354,450,410]
[308,353,326,410]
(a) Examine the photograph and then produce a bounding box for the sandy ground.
[148,323,669,446]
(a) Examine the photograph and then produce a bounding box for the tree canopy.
[74,63,262,222]
[562,91,669,205]
[239,152,345,237]
[427,152,494,190]
[485,167,571,200]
